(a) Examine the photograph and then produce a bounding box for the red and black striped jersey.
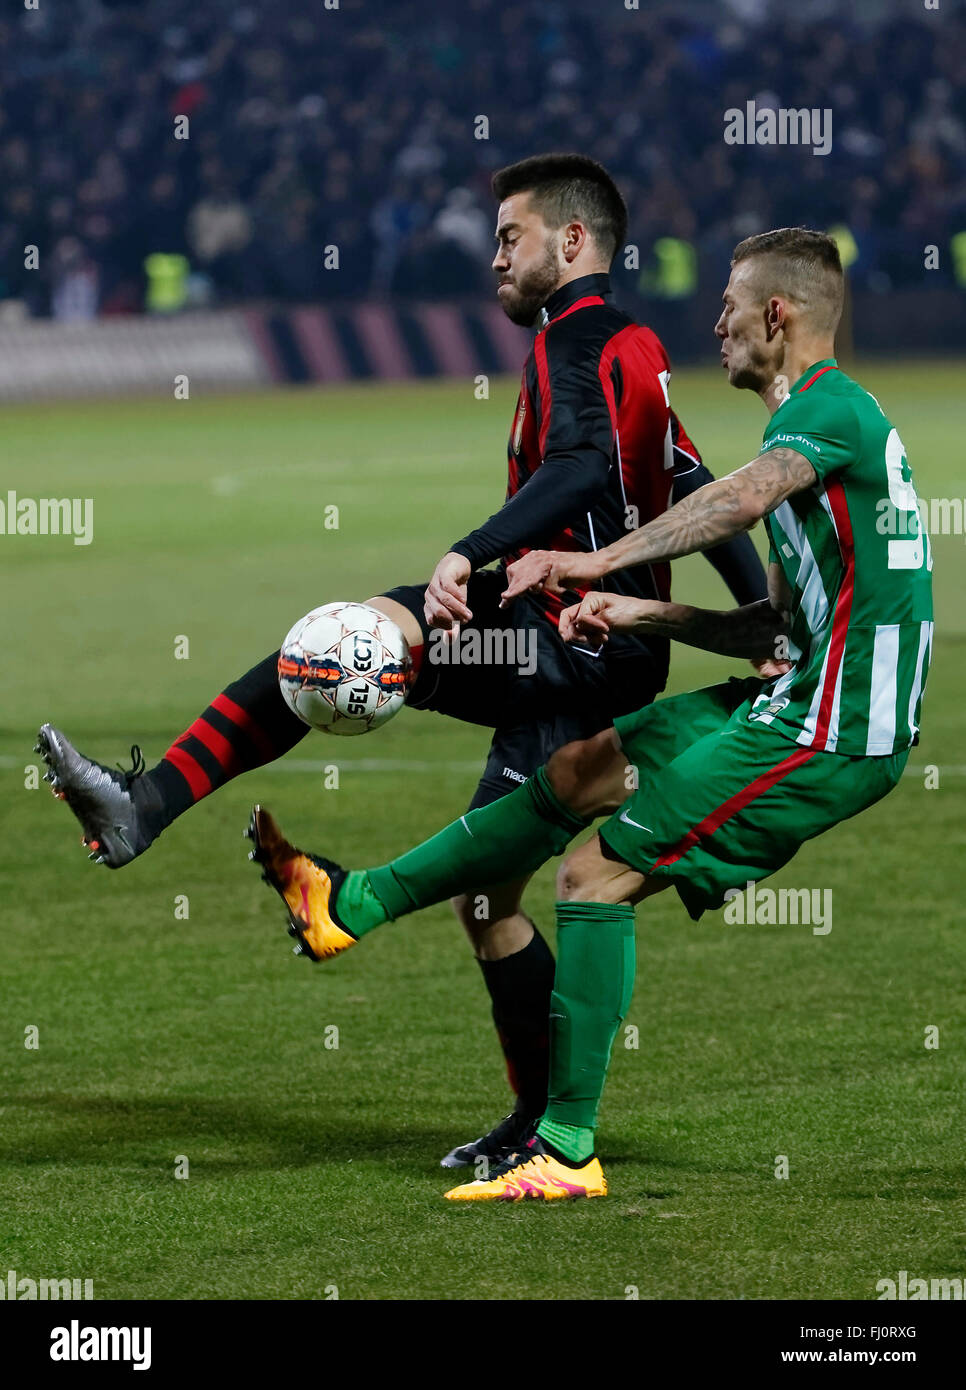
[450,272,705,628]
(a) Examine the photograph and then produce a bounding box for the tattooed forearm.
[598,447,816,576]
[633,598,789,660]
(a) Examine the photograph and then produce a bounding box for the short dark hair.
[732,227,844,334]
[491,153,628,265]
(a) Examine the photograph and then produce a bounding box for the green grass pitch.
[1,363,963,1300]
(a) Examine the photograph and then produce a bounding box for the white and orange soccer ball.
[277,602,412,736]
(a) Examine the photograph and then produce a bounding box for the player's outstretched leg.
[249,730,629,948]
[40,597,424,870]
[248,756,592,953]
[39,651,309,868]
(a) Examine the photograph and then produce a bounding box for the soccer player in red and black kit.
[38,154,765,1169]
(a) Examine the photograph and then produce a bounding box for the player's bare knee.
[556,852,591,901]
[555,857,618,902]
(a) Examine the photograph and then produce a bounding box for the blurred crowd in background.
[2,0,965,320]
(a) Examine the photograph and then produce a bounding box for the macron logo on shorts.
[502,767,527,784]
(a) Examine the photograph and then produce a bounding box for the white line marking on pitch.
[3,756,964,777]
[255,758,483,774]
[1,754,482,774]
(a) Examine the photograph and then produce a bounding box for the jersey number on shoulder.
[885,429,931,572]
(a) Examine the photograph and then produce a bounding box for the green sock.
[338,869,387,939]
[337,767,588,937]
[536,901,636,1161]
[537,1117,595,1164]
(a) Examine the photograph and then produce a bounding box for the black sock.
[478,927,556,1121]
[141,652,309,835]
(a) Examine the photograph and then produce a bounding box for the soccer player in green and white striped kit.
[250,227,934,1201]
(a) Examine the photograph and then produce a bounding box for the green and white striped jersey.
[749,360,933,756]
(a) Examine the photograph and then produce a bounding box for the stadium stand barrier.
[1,289,960,402]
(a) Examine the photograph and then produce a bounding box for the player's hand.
[424,552,473,633]
[750,607,793,677]
[750,654,794,678]
[558,593,654,649]
[500,549,605,608]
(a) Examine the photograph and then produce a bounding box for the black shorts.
[383,570,666,810]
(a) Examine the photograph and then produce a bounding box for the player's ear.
[562,221,585,263]
[765,296,786,339]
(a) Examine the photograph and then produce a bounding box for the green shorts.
[599,677,908,920]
